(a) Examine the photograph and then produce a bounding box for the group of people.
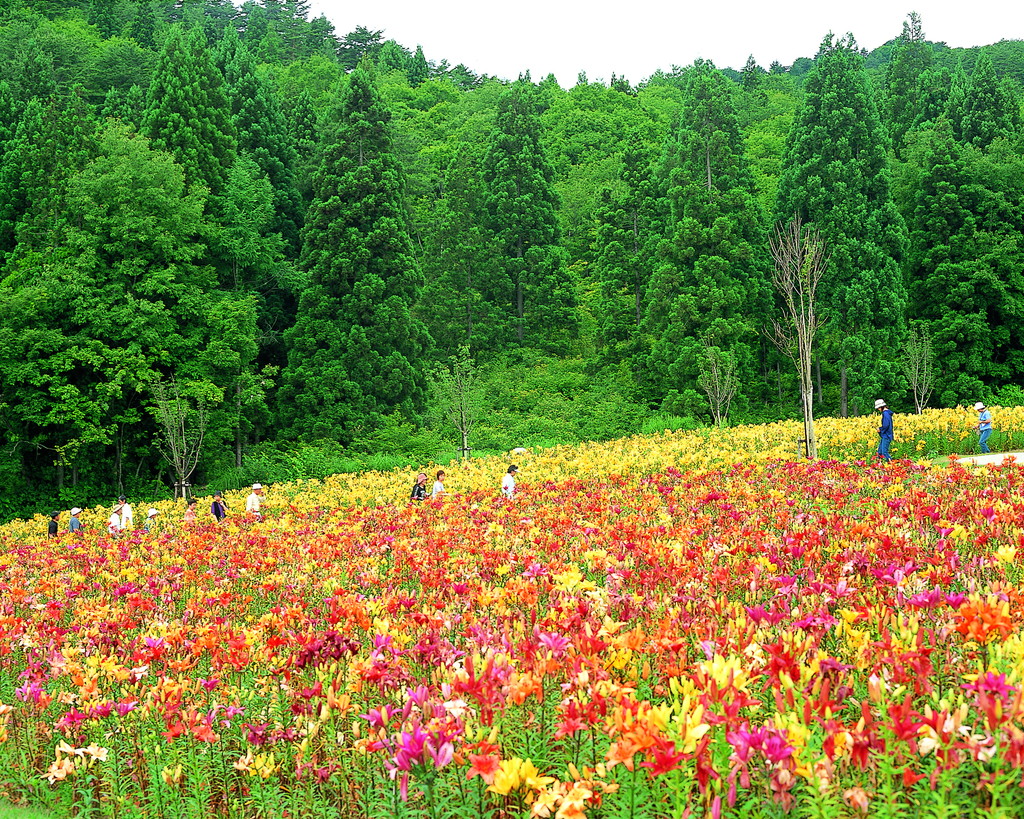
[876,400,993,461]
[205,483,264,522]
[46,483,267,537]
[410,464,519,501]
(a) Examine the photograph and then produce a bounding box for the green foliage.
[904,123,1024,405]
[0,4,1020,518]
[471,353,647,449]
[280,64,430,443]
[481,80,578,353]
[591,132,662,367]
[644,59,771,417]
[142,25,236,198]
[881,13,933,155]
[776,34,909,415]
[958,50,1021,148]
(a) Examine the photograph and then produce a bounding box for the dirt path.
[952,452,1024,466]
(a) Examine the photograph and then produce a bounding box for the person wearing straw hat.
[875,399,894,462]
[974,402,993,454]
[108,502,124,536]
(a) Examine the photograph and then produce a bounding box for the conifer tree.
[286,88,320,203]
[101,84,146,128]
[142,26,236,198]
[906,123,1024,403]
[0,91,97,264]
[959,51,1019,149]
[408,45,429,86]
[592,132,661,367]
[881,13,933,155]
[481,80,577,353]
[280,64,430,442]
[419,145,500,356]
[776,35,907,416]
[222,38,303,252]
[912,65,952,130]
[644,60,770,416]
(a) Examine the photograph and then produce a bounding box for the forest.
[0,0,1023,521]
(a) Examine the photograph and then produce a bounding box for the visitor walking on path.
[875,399,894,462]
[975,402,993,454]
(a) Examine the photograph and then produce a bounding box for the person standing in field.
[974,402,993,454]
[183,498,198,523]
[69,507,82,533]
[431,470,446,499]
[47,510,59,537]
[211,492,228,522]
[410,472,428,501]
[108,502,124,535]
[246,483,264,519]
[118,495,134,530]
[875,399,894,462]
[502,464,518,498]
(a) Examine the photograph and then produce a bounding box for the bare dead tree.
[697,335,739,427]
[767,215,829,459]
[902,324,936,414]
[151,379,216,499]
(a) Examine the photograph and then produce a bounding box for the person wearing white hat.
[144,508,160,533]
[69,508,83,533]
[875,399,894,462]
[246,483,264,519]
[974,402,993,454]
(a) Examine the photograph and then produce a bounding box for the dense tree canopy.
[0,2,1022,519]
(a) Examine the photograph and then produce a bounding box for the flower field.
[4,409,1024,818]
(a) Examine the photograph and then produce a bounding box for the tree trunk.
[840,366,848,418]
[116,431,124,494]
[515,278,524,343]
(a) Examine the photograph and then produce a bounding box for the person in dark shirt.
[47,510,59,536]
[410,472,428,501]
[875,399,894,462]
[211,492,228,522]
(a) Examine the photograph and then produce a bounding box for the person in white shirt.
[118,495,134,529]
[431,470,446,498]
[246,483,263,518]
[501,465,518,498]
[108,503,123,536]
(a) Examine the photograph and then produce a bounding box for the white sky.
[305,1,1022,86]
